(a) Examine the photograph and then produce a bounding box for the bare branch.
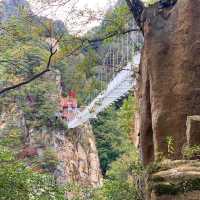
[125,0,144,34]
[86,28,139,44]
[0,0,142,96]
[0,50,57,95]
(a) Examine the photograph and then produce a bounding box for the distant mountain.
[0,0,31,20]
[0,0,67,35]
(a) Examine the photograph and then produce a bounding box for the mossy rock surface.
[149,160,200,197]
[152,179,200,196]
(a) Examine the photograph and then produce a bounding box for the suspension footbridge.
[68,54,141,128]
[67,33,142,129]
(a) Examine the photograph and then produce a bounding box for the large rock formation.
[0,71,102,187]
[134,0,200,164]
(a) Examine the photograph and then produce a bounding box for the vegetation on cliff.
[2,0,198,200]
[0,0,143,199]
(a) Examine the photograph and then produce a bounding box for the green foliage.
[0,127,22,148]
[41,148,59,172]
[0,15,50,85]
[92,106,123,174]
[65,183,96,200]
[0,146,65,200]
[117,96,137,152]
[153,179,200,196]
[166,136,175,159]
[97,179,140,200]
[107,150,143,180]
[92,96,136,174]
[89,3,131,43]
[101,147,144,200]
[18,79,59,128]
[182,145,200,160]
[104,5,130,37]
[91,95,143,199]
[64,175,141,200]
[55,48,102,105]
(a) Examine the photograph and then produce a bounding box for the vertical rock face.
[35,72,102,187]
[19,120,103,187]
[186,116,200,146]
[55,123,103,187]
[137,0,200,164]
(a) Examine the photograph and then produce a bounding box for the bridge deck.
[67,53,141,129]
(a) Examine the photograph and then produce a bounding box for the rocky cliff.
[0,71,102,188]
[0,0,102,187]
[135,0,200,164]
[55,122,103,187]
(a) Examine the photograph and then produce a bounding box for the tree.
[0,0,140,95]
[0,10,61,95]
[92,96,137,174]
[0,146,65,200]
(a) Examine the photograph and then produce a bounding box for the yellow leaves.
[51,51,65,63]
[144,0,158,6]
[104,5,131,37]
[9,129,19,139]
[3,73,23,85]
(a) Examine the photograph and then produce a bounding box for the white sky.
[28,0,148,34]
[29,0,118,34]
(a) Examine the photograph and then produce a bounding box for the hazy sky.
[28,0,148,34]
[29,0,118,34]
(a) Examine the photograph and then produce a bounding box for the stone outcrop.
[147,160,200,200]
[135,0,200,164]
[186,116,200,146]
[55,123,103,187]
[32,72,102,187]
[151,191,200,200]
[20,121,103,187]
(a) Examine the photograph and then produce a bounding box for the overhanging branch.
[0,25,139,95]
[0,49,56,95]
[86,28,139,44]
[125,0,144,34]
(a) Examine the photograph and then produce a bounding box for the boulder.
[148,160,200,200]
